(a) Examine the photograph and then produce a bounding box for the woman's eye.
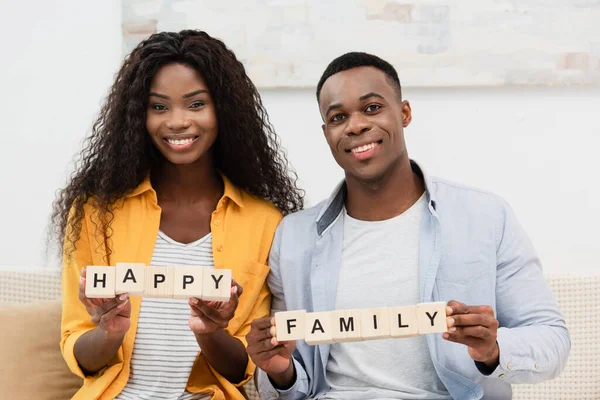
[365,104,381,112]
[151,104,167,111]
[190,101,204,109]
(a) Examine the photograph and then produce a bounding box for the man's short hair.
[316,52,402,102]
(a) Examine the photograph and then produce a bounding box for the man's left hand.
[443,300,500,368]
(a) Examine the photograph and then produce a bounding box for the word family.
[275,302,448,345]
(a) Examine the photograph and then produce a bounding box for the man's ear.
[402,100,412,127]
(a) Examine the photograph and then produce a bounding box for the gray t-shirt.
[322,194,451,400]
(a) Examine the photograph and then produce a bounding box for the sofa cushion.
[0,299,82,400]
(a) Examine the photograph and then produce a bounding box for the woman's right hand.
[79,268,131,336]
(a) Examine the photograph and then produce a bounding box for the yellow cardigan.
[60,176,282,400]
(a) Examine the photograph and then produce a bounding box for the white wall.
[1,1,598,274]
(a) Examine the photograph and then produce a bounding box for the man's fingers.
[251,317,275,330]
[442,332,483,348]
[446,300,468,315]
[447,301,495,317]
[251,343,289,361]
[448,313,497,329]
[456,325,495,340]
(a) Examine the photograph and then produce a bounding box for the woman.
[52,30,303,400]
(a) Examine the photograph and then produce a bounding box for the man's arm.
[485,199,570,383]
[252,220,312,399]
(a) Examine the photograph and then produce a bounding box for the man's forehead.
[320,67,393,106]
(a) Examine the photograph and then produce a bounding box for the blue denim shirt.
[257,161,570,400]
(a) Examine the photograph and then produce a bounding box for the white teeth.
[351,142,376,153]
[167,138,194,146]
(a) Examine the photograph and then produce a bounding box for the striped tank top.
[114,231,213,400]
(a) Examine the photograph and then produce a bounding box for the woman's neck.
[151,158,223,205]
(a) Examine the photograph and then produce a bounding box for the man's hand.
[443,300,500,368]
[188,279,243,335]
[246,317,296,389]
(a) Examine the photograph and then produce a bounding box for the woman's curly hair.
[51,30,303,256]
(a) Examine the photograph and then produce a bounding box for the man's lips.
[345,140,383,161]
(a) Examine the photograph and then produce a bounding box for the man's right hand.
[79,267,131,336]
[246,317,296,389]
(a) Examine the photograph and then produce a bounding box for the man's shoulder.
[431,176,510,211]
[279,199,326,230]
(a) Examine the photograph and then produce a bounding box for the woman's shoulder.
[238,191,283,222]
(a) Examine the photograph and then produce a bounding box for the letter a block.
[85,266,116,298]
[389,306,418,338]
[275,310,306,341]
[305,312,334,345]
[416,302,448,334]
[145,267,174,298]
[331,309,362,343]
[115,263,145,296]
[173,267,204,299]
[202,269,232,302]
[360,308,391,340]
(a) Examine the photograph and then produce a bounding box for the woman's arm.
[188,282,249,383]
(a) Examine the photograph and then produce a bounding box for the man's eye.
[151,104,167,111]
[331,114,346,122]
[365,104,381,112]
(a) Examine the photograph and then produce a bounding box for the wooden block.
[144,266,174,298]
[202,269,232,302]
[389,305,419,338]
[304,312,334,345]
[275,310,306,341]
[173,267,204,299]
[416,301,448,334]
[360,308,391,340]
[331,309,362,343]
[85,266,115,298]
[115,263,145,296]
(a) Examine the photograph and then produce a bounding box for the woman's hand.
[188,278,243,335]
[79,267,131,337]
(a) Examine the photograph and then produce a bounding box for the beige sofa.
[0,268,598,399]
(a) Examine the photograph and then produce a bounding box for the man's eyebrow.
[325,103,343,116]
[183,89,207,99]
[359,92,384,101]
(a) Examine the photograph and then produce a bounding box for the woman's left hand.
[188,278,243,335]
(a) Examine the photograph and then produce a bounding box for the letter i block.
[275,310,306,341]
[85,266,116,298]
[202,269,232,302]
[360,308,391,340]
[304,312,334,345]
[416,302,448,334]
[115,263,145,296]
[389,305,418,338]
[145,266,174,298]
[173,267,204,299]
[331,309,362,343]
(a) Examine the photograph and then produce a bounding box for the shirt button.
[499,374,505,379]
[507,363,513,370]
[535,363,540,369]
[217,245,223,252]
[214,220,220,226]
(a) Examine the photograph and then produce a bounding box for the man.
[246,52,569,400]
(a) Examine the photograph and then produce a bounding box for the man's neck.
[344,159,425,221]
[152,158,223,205]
